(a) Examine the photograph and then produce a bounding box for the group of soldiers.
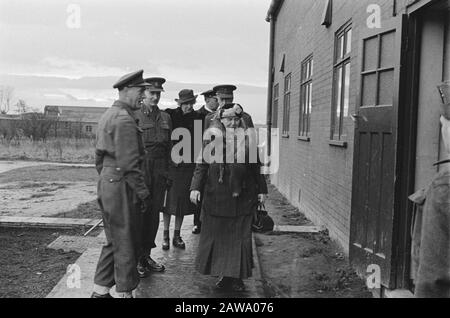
[91,70,253,298]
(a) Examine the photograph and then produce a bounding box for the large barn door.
[350,15,407,289]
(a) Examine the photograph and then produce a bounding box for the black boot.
[144,255,165,272]
[173,230,185,249]
[162,230,170,250]
[216,277,232,289]
[192,225,201,234]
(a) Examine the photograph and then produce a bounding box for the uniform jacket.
[413,162,450,298]
[134,106,172,162]
[197,106,213,122]
[95,100,149,201]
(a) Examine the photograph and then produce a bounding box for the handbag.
[252,203,274,233]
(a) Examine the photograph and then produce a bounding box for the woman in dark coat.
[190,104,267,291]
[163,89,203,250]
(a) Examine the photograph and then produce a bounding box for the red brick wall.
[270,0,413,253]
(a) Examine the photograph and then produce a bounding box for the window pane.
[288,75,292,91]
[333,67,343,138]
[362,73,377,106]
[338,35,345,60]
[308,83,312,134]
[346,29,352,54]
[343,63,351,117]
[303,87,307,135]
[336,66,343,117]
[378,70,394,106]
[273,100,278,128]
[310,59,314,77]
[363,36,378,71]
[283,93,290,134]
[380,30,395,69]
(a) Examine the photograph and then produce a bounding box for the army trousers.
[94,167,142,293]
[140,155,169,256]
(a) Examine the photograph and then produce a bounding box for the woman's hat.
[175,89,198,105]
[220,104,244,119]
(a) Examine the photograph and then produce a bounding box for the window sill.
[329,140,348,148]
[297,136,311,142]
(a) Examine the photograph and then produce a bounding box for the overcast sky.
[0,0,271,122]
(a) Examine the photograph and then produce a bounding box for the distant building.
[265,0,449,295]
[44,105,108,138]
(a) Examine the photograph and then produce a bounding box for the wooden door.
[350,15,407,288]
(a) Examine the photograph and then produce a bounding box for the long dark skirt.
[195,213,254,279]
[165,164,197,216]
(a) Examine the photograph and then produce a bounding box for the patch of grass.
[0,137,95,164]
[0,165,98,184]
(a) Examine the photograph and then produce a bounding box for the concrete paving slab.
[47,235,106,253]
[46,247,102,298]
[0,216,102,229]
[274,225,322,233]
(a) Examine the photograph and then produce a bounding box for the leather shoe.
[137,261,151,278]
[215,277,232,289]
[144,256,165,272]
[162,238,170,250]
[173,236,186,249]
[230,278,246,292]
[192,225,201,234]
[91,292,113,298]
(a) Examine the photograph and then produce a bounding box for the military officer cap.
[113,70,146,90]
[200,89,216,99]
[213,85,237,98]
[143,77,166,92]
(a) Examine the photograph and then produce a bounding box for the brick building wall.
[270,0,413,253]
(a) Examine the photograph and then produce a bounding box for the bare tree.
[15,99,28,114]
[0,86,14,114]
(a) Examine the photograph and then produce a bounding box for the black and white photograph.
[0,0,449,304]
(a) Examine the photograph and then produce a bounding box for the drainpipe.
[266,12,276,156]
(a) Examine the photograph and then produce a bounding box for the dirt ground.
[255,184,372,298]
[51,200,102,219]
[0,165,97,218]
[0,228,82,298]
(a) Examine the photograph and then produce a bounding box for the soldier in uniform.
[92,70,150,299]
[192,89,219,234]
[197,89,219,121]
[134,77,172,278]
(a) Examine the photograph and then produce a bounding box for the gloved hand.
[190,190,201,205]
